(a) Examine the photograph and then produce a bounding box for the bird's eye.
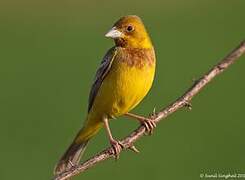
[126,25,134,32]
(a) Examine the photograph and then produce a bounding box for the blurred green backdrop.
[0,0,245,179]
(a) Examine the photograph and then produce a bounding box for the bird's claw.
[142,118,156,135]
[110,139,124,159]
[110,140,140,158]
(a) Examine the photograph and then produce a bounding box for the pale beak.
[105,27,122,38]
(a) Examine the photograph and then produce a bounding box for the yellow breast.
[89,47,156,120]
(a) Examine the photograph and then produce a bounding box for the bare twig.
[54,40,245,180]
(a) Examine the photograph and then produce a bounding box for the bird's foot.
[125,112,156,135]
[110,139,124,159]
[141,118,156,135]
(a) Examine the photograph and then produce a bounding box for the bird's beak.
[105,27,122,39]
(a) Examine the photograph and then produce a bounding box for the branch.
[54,40,245,180]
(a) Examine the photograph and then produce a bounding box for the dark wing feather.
[88,47,117,112]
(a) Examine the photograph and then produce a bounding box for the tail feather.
[54,139,88,175]
[54,119,103,176]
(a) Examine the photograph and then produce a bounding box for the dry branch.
[54,40,245,180]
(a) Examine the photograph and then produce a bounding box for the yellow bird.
[54,15,156,175]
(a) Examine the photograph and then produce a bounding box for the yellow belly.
[88,59,155,120]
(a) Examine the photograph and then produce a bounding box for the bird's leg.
[125,112,156,135]
[103,116,123,159]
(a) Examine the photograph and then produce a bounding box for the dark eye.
[126,25,134,32]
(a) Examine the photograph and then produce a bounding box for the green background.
[1,0,244,179]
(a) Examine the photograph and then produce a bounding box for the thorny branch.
[54,40,245,180]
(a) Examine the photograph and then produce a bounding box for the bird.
[54,15,156,175]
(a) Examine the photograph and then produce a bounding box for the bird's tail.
[54,119,103,176]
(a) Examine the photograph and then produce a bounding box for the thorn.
[153,107,156,116]
[128,145,140,153]
[149,107,157,118]
[192,77,199,84]
[184,100,192,110]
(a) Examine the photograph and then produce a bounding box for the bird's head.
[105,15,152,48]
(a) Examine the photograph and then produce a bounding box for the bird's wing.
[88,47,118,112]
